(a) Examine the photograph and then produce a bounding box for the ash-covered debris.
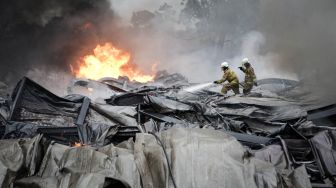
[0,75,335,188]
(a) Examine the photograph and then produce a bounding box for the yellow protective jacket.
[217,68,239,85]
[242,66,256,83]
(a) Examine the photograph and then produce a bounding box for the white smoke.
[109,0,185,24]
[227,31,298,82]
[108,0,297,84]
[26,68,74,96]
[108,0,219,83]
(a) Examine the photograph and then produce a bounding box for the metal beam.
[9,77,26,120]
[76,97,91,144]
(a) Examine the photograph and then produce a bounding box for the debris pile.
[0,75,335,188]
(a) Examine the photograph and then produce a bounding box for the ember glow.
[72,43,156,83]
[73,142,82,147]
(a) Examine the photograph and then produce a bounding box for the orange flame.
[72,43,156,83]
[73,142,82,147]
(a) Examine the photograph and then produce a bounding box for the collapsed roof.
[0,75,335,188]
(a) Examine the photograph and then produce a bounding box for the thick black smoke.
[0,0,261,86]
[0,0,123,85]
[2,0,335,100]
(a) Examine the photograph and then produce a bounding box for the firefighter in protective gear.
[239,58,257,94]
[214,62,240,94]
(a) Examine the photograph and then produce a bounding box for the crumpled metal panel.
[134,128,311,188]
[144,95,193,113]
[10,77,82,127]
[310,130,336,178]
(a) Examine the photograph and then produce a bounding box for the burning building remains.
[0,74,335,187]
[1,0,336,188]
[0,73,336,187]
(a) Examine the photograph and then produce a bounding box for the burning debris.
[71,43,156,83]
[0,74,335,188]
[1,0,336,188]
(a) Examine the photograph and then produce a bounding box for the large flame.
[72,43,155,83]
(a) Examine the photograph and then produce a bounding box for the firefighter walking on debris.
[214,62,240,95]
[239,58,257,94]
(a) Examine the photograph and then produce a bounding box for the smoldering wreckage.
[0,71,335,188]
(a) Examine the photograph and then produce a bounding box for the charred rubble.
[0,74,335,188]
